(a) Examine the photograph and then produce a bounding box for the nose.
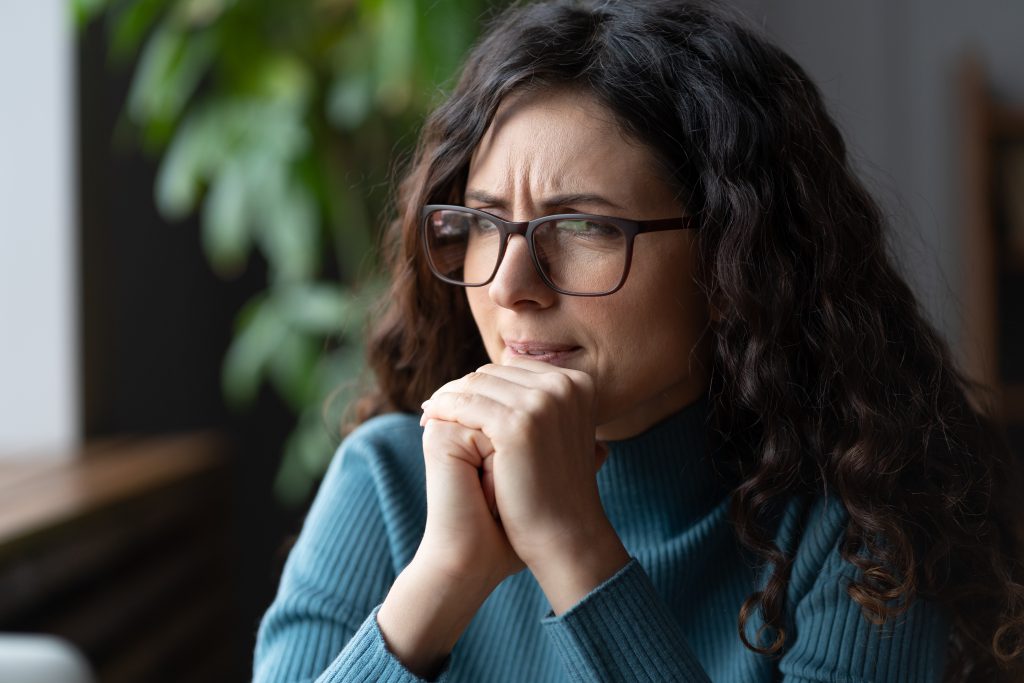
[488,234,556,309]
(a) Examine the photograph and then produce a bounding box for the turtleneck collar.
[596,393,732,546]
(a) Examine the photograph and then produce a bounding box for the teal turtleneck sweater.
[252,396,950,682]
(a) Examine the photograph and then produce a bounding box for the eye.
[553,219,620,238]
[557,219,591,233]
[469,215,500,234]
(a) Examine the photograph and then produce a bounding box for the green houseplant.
[75,0,495,505]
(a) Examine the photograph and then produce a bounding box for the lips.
[502,339,581,365]
[505,340,577,354]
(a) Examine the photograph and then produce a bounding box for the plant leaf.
[126,23,215,135]
[72,0,110,29]
[258,176,320,283]
[221,295,286,408]
[200,159,251,277]
[108,0,168,62]
[326,74,373,131]
[372,0,415,115]
[277,282,361,335]
[154,99,229,218]
[267,329,320,412]
[252,52,315,110]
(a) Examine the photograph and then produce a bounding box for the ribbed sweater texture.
[252,395,951,682]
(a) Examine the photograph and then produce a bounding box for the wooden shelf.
[0,432,230,557]
[0,431,237,682]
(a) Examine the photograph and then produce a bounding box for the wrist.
[410,544,508,598]
[377,557,495,678]
[527,522,630,615]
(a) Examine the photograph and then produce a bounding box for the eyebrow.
[463,189,625,212]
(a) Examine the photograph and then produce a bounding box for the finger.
[471,363,596,406]
[488,357,595,390]
[473,368,597,431]
[425,372,543,415]
[421,417,495,467]
[499,355,567,372]
[480,455,498,519]
[420,391,511,438]
[422,420,499,519]
[463,363,539,388]
[426,370,534,407]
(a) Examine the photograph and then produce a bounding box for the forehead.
[466,88,673,207]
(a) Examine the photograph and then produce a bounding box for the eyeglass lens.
[424,208,628,294]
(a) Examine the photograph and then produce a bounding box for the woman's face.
[463,87,713,440]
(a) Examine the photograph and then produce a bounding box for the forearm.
[376,558,494,679]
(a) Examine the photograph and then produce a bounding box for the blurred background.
[0,0,1021,681]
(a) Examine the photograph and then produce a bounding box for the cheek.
[592,279,706,391]
[466,290,501,358]
[602,301,687,372]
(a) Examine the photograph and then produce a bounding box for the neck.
[595,391,727,540]
[596,380,709,441]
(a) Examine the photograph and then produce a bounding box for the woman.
[252,1,1024,681]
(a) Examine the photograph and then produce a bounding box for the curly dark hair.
[351,0,1024,679]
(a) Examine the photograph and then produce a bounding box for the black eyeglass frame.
[420,204,697,296]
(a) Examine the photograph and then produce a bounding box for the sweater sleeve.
[252,418,446,683]
[541,558,713,682]
[540,504,951,683]
[773,495,952,682]
[776,559,951,682]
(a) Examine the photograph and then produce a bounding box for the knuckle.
[523,387,550,413]
[547,371,574,397]
[422,420,475,462]
[456,426,477,451]
[577,370,595,393]
[453,391,472,412]
[421,418,448,442]
[566,369,594,402]
[508,409,532,433]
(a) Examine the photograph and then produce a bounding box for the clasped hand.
[417,358,620,598]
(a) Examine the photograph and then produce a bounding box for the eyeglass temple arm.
[636,216,695,233]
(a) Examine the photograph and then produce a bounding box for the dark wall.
[77,17,308,681]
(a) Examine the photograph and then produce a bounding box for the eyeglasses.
[420,204,697,296]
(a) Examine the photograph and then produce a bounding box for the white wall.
[737,0,1024,359]
[0,2,79,458]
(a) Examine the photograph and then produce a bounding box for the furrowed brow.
[464,189,505,206]
[543,193,624,211]
[463,189,624,211]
